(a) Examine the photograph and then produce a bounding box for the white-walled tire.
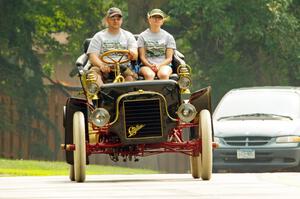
[69,165,75,181]
[190,153,202,179]
[73,111,86,182]
[200,109,213,180]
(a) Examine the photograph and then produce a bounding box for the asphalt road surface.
[0,173,300,199]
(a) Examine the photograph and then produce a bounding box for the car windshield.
[214,90,300,121]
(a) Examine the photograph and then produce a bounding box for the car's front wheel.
[189,109,213,180]
[199,109,213,180]
[73,111,86,182]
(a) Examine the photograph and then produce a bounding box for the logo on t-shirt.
[101,40,127,62]
[144,40,165,58]
[102,40,126,52]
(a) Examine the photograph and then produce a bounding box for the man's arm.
[89,53,111,73]
[128,49,138,61]
[128,33,138,61]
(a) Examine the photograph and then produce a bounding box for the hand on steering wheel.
[99,49,130,65]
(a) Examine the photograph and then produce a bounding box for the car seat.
[73,38,186,82]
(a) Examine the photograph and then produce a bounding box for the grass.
[0,158,159,176]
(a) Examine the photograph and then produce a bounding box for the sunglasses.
[109,15,122,21]
[150,15,163,20]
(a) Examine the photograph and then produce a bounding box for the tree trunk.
[127,0,169,34]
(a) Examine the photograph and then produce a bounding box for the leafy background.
[0,0,299,159]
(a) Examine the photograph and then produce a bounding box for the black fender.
[64,97,89,165]
[189,86,214,140]
[189,86,212,113]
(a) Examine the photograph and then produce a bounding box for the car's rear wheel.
[73,111,86,182]
[190,113,203,179]
[69,165,75,181]
[200,109,213,180]
[190,152,202,178]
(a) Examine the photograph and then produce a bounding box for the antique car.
[61,39,217,182]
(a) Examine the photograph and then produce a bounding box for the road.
[0,173,299,199]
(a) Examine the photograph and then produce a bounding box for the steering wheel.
[99,49,130,65]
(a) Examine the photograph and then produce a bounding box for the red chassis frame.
[63,122,218,159]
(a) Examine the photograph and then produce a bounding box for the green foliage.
[28,0,127,61]
[0,0,126,159]
[168,0,299,105]
[0,0,298,159]
[0,1,46,140]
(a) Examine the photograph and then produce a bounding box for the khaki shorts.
[89,65,137,83]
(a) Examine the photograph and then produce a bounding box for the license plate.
[237,149,255,159]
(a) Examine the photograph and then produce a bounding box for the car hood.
[213,119,300,137]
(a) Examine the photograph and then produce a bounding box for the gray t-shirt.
[87,28,137,62]
[137,28,176,65]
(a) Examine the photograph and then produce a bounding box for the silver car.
[213,87,300,172]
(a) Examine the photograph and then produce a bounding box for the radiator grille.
[124,99,162,139]
[223,136,271,146]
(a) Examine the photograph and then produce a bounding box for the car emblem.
[127,124,145,137]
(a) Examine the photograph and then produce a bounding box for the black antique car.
[61,39,217,182]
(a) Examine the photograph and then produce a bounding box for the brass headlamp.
[83,72,99,100]
[177,64,192,94]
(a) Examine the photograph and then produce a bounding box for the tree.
[127,0,169,34]
[0,0,126,159]
[1,0,298,159]
[168,0,299,104]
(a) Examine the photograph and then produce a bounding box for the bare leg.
[125,75,134,81]
[140,66,156,80]
[157,65,172,80]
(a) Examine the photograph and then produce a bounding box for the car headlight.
[91,108,110,127]
[178,76,192,90]
[86,82,99,96]
[177,103,197,123]
[276,136,300,143]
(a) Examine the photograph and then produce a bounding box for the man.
[87,7,138,86]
